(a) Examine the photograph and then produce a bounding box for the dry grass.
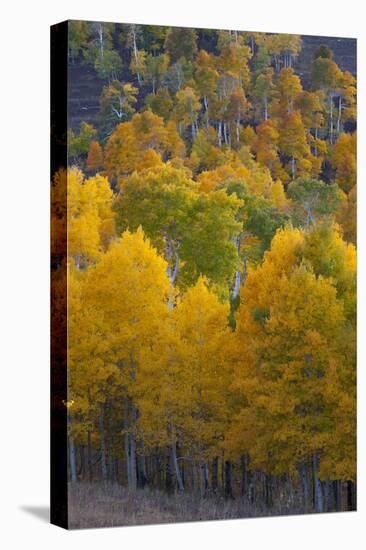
[68,482,305,529]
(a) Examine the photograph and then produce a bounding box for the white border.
[1,1,364,548]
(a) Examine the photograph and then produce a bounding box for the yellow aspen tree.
[67,168,115,267]
[71,228,171,489]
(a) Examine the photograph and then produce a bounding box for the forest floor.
[68,482,310,529]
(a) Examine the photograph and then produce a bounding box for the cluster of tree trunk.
[68,429,356,514]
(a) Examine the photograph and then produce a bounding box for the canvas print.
[51,21,357,529]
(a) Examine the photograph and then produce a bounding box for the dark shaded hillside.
[296,35,356,87]
[67,33,356,132]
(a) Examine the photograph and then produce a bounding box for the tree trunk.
[77,445,85,479]
[137,447,148,488]
[300,463,310,512]
[191,449,197,493]
[236,120,240,143]
[211,457,219,494]
[99,405,107,481]
[329,93,334,144]
[218,121,222,147]
[129,404,137,490]
[260,472,268,504]
[232,236,241,299]
[165,447,174,492]
[265,474,273,508]
[199,462,208,499]
[314,127,318,156]
[87,430,93,482]
[124,400,132,487]
[223,122,228,145]
[191,123,196,140]
[165,237,179,287]
[108,402,114,481]
[333,480,342,511]
[241,455,249,497]
[347,480,356,510]
[224,460,233,499]
[98,23,104,58]
[68,434,77,482]
[204,96,209,128]
[323,480,332,512]
[171,440,184,492]
[336,95,342,135]
[250,471,257,505]
[312,450,323,513]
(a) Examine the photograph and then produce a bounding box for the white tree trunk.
[171,440,184,492]
[218,121,222,147]
[98,23,104,59]
[204,96,209,128]
[291,156,296,179]
[336,95,342,135]
[312,450,324,513]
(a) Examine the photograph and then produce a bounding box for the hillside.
[67,33,356,131]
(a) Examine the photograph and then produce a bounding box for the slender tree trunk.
[191,449,197,493]
[68,434,77,482]
[191,122,196,140]
[171,440,184,492]
[261,472,267,505]
[223,122,228,145]
[329,93,334,144]
[211,456,219,494]
[266,474,273,508]
[99,404,107,481]
[98,23,104,59]
[165,447,174,492]
[224,460,233,499]
[129,404,137,490]
[204,96,209,128]
[347,481,356,510]
[198,447,208,499]
[124,399,132,487]
[336,95,342,135]
[323,480,332,512]
[241,454,249,497]
[236,120,240,142]
[218,121,222,147]
[87,429,93,481]
[165,237,179,289]
[314,127,318,156]
[77,445,85,479]
[199,462,208,499]
[232,236,241,299]
[250,471,257,505]
[333,480,342,511]
[312,450,323,513]
[300,463,310,512]
[291,156,296,179]
[137,447,148,488]
[108,402,114,481]
[241,256,248,288]
[131,27,141,85]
